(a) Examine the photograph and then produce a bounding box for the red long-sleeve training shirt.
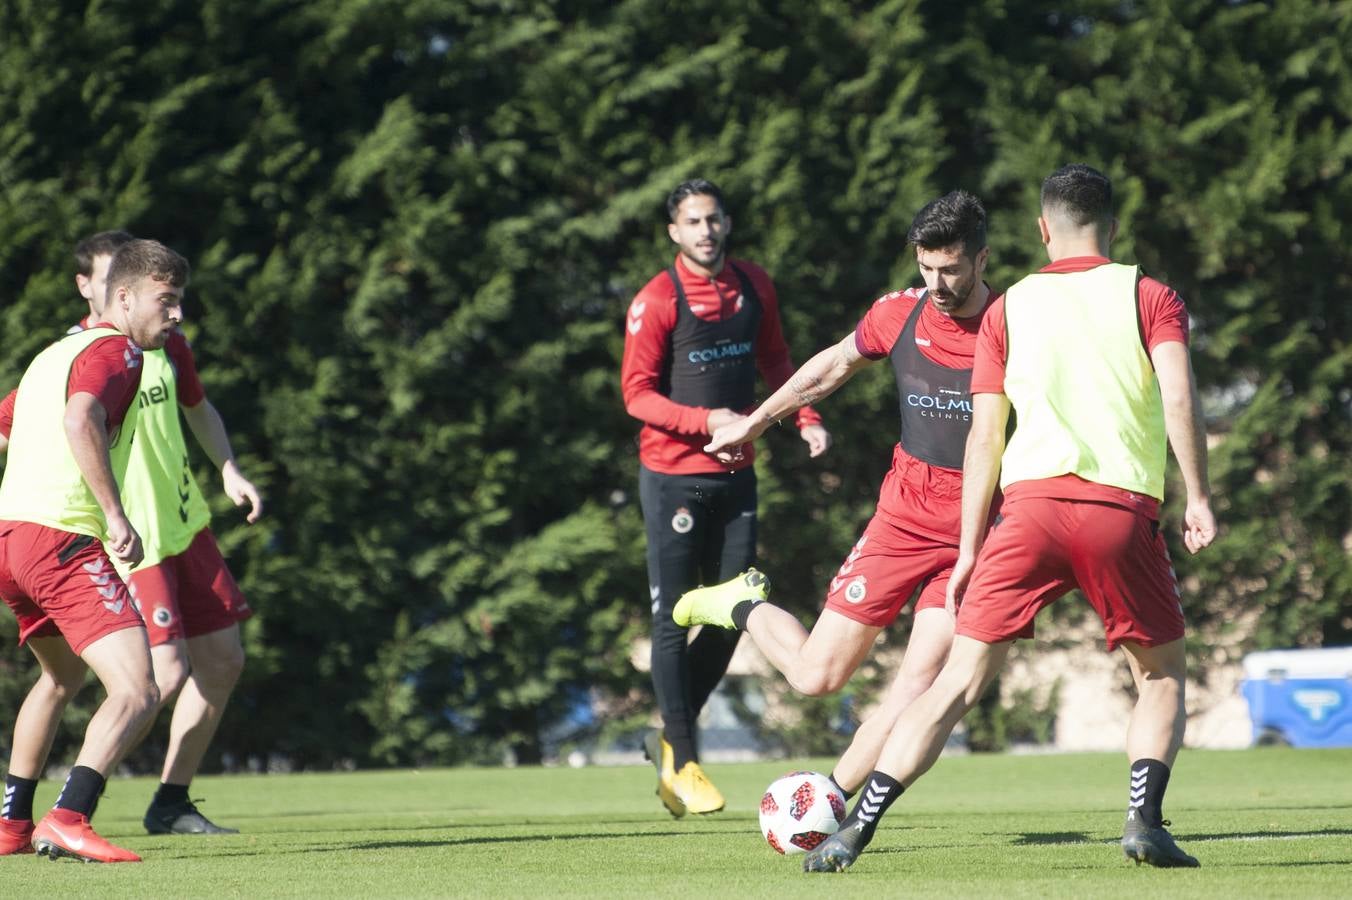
[621,254,821,475]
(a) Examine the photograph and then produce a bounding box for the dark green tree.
[0,0,1345,768]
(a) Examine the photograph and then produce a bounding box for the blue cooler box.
[1240,647,1352,747]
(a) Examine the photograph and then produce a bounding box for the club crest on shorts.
[153,606,173,628]
[671,507,694,534]
[844,576,868,604]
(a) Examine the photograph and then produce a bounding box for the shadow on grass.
[1187,827,1352,842]
[147,828,729,859]
[1008,827,1352,848]
[1013,831,1094,845]
[174,815,756,841]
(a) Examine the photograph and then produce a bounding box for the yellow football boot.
[672,761,725,815]
[642,730,686,818]
[672,568,771,629]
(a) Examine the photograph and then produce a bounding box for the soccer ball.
[758,770,846,854]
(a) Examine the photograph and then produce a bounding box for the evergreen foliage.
[0,0,1345,766]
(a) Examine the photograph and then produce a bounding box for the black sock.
[838,771,904,846]
[2,775,39,821]
[665,725,697,771]
[89,780,105,821]
[54,766,105,818]
[828,773,855,801]
[1128,758,1171,827]
[154,782,191,806]
[730,599,764,631]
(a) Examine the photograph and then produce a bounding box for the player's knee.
[930,664,987,711]
[198,642,245,689]
[154,656,190,700]
[107,679,160,724]
[789,666,847,697]
[40,667,86,702]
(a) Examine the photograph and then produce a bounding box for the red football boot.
[32,810,141,863]
[0,817,35,855]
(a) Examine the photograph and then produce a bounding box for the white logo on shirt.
[628,300,646,334]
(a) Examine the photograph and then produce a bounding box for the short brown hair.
[74,230,135,276]
[105,239,190,299]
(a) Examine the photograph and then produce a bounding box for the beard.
[930,275,976,312]
[686,240,724,268]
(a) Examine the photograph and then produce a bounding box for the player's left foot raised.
[32,811,141,863]
[802,824,869,873]
[144,797,239,835]
[672,568,770,629]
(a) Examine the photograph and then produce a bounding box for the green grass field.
[1,747,1349,898]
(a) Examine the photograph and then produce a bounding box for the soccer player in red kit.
[0,231,259,844]
[678,191,998,797]
[0,239,190,862]
[622,179,830,816]
[804,165,1215,873]
[0,230,135,855]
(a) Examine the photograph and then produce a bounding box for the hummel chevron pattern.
[854,779,887,830]
[1129,766,1148,810]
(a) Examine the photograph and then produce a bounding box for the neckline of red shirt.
[673,252,738,283]
[1038,255,1112,274]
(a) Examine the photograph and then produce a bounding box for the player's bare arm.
[1150,340,1216,554]
[705,332,865,458]
[946,391,1010,612]
[64,391,143,566]
[182,399,264,523]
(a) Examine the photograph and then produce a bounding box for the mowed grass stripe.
[0,747,1347,898]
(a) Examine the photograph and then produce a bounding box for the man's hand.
[705,415,765,464]
[799,423,831,458]
[223,460,264,524]
[705,407,745,434]
[945,552,978,617]
[105,511,144,568]
[1182,498,1216,554]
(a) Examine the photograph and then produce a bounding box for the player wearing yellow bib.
[0,234,259,853]
[72,241,262,835]
[0,239,188,863]
[804,165,1216,874]
[110,323,261,836]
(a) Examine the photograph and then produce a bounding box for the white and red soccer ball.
[758,770,846,854]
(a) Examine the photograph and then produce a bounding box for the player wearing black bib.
[620,179,829,816]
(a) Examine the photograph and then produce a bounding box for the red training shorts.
[823,512,958,627]
[128,527,251,646]
[0,520,145,655]
[955,495,1185,650]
